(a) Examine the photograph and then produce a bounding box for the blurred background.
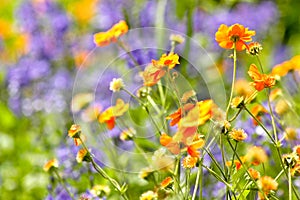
[0,0,300,199]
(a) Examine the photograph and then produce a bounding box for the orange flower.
[98,99,129,130]
[293,145,300,156]
[245,146,268,166]
[43,159,59,172]
[248,64,276,91]
[257,176,278,199]
[161,177,173,189]
[186,134,205,158]
[68,124,81,138]
[226,156,246,170]
[142,63,166,86]
[182,155,198,168]
[215,24,255,51]
[251,104,267,126]
[93,20,128,47]
[246,42,262,55]
[159,133,180,155]
[166,103,195,126]
[109,20,128,41]
[153,52,180,69]
[272,55,300,77]
[76,148,90,163]
[197,99,213,125]
[248,168,261,180]
[229,128,248,142]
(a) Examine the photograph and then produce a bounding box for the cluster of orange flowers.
[93,20,128,47]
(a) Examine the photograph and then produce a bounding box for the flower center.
[230,35,240,43]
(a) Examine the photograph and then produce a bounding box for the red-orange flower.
[215,24,256,51]
[248,64,276,91]
[142,53,180,86]
[166,103,195,126]
[98,99,129,130]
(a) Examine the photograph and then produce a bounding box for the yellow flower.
[245,146,268,166]
[93,20,128,47]
[182,155,198,168]
[68,124,81,138]
[140,190,157,200]
[229,128,248,141]
[43,159,59,172]
[71,93,93,112]
[275,99,290,115]
[231,96,244,108]
[90,184,110,197]
[98,99,129,130]
[139,167,154,180]
[109,78,125,92]
[257,176,278,199]
[284,127,298,141]
[76,148,90,163]
[154,52,180,69]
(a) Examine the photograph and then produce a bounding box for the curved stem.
[226,44,237,120]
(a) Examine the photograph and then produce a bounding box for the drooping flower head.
[43,159,59,172]
[248,64,276,91]
[215,23,255,51]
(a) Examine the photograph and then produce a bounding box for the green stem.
[274,169,285,181]
[226,44,237,120]
[203,147,227,180]
[243,106,276,144]
[79,137,129,200]
[192,163,202,200]
[117,40,142,71]
[227,139,269,200]
[229,107,243,122]
[185,169,191,199]
[53,170,74,200]
[288,167,292,200]
[201,164,232,190]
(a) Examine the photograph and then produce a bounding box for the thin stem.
[229,107,243,122]
[117,40,142,71]
[274,169,285,181]
[203,147,227,180]
[227,139,269,200]
[192,164,202,200]
[53,170,74,200]
[78,137,129,200]
[267,88,278,142]
[288,167,292,200]
[185,169,191,199]
[122,87,162,135]
[201,163,232,190]
[226,44,237,120]
[243,106,276,144]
